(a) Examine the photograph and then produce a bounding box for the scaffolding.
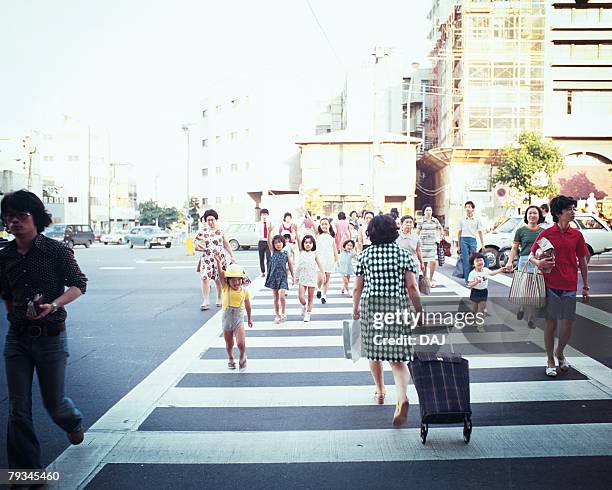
[427,1,546,149]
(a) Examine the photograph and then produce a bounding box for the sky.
[0,0,431,207]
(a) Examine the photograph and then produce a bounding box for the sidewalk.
[47,272,612,489]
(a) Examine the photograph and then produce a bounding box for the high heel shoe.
[374,392,386,404]
[392,399,409,426]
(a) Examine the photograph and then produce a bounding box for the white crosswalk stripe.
[47,271,612,488]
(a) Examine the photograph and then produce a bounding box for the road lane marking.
[100,424,612,464]
[99,267,136,270]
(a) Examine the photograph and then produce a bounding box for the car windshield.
[493,217,522,234]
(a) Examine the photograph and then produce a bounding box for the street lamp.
[108,162,131,233]
[182,124,194,235]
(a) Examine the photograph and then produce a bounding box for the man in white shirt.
[257,209,272,277]
[540,203,554,229]
[457,201,485,284]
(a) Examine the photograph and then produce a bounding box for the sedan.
[101,231,128,245]
[125,226,172,249]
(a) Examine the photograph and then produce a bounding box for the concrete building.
[198,79,347,222]
[297,130,421,216]
[37,116,137,231]
[422,0,547,232]
[545,0,612,199]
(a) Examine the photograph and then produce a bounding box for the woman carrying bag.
[528,196,590,378]
[506,206,546,327]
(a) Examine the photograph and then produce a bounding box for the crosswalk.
[48,273,612,488]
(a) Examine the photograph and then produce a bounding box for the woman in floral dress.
[194,209,236,310]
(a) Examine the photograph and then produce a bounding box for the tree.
[303,188,324,216]
[493,132,565,203]
[138,200,180,229]
[188,197,200,225]
[558,171,607,200]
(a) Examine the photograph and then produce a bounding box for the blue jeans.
[4,331,82,469]
[460,236,477,282]
[517,255,535,273]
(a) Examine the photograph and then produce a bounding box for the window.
[576,217,604,230]
[202,168,208,176]
[571,44,598,60]
[402,78,411,91]
[68,196,78,203]
[202,197,208,206]
[230,196,235,204]
[215,105,221,112]
[230,163,238,173]
[231,99,238,108]
[245,161,250,170]
[202,139,208,147]
[215,166,222,175]
[215,197,222,205]
[567,91,573,115]
[244,128,250,137]
[68,155,79,161]
[230,131,237,141]
[202,109,207,118]
[215,135,222,144]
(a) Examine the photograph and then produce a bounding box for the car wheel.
[498,249,511,269]
[229,239,240,252]
[241,246,251,250]
[65,240,74,250]
[165,243,171,248]
[85,240,91,248]
[483,247,499,269]
[128,241,134,249]
[145,240,152,249]
[118,238,123,244]
[103,242,108,245]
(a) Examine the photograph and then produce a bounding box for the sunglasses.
[3,211,32,221]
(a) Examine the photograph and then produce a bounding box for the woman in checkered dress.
[353,214,423,427]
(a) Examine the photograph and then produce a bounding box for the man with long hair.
[0,190,87,470]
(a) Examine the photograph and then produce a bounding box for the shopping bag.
[342,319,362,362]
[441,238,452,257]
[452,256,464,278]
[508,260,546,308]
[436,242,446,267]
[419,275,431,295]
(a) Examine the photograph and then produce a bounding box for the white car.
[101,230,128,245]
[483,213,611,269]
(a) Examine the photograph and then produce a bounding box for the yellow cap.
[225,264,246,278]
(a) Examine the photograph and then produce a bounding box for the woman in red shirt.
[529,196,590,378]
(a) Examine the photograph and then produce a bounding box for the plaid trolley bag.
[409,351,472,444]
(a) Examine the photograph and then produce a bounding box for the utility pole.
[371,46,389,213]
[87,126,92,227]
[182,124,195,256]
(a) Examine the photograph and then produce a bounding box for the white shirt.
[468,267,491,290]
[257,220,272,241]
[459,216,483,238]
[541,213,553,229]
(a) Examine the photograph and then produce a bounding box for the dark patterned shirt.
[0,234,87,327]
[355,242,417,297]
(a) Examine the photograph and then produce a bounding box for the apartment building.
[545,0,612,199]
[422,0,547,231]
[199,79,347,222]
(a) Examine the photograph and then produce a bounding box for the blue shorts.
[545,288,576,321]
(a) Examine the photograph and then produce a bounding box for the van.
[44,223,95,249]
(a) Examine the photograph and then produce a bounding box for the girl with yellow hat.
[213,252,253,371]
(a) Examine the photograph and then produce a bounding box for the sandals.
[545,367,557,378]
[227,361,236,370]
[280,313,286,323]
[239,357,247,372]
[216,299,222,307]
[392,399,409,426]
[200,303,209,311]
[557,356,571,373]
[374,392,386,405]
[274,316,281,324]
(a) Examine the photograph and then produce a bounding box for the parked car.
[101,230,128,245]
[224,223,259,251]
[482,213,611,269]
[43,223,95,249]
[125,226,172,249]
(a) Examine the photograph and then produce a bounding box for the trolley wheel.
[463,418,472,444]
[420,423,428,444]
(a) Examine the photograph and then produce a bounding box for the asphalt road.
[0,244,610,487]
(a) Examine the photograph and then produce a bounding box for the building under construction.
[419,0,546,230]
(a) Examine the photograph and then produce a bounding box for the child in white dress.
[295,234,325,322]
[316,218,339,304]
